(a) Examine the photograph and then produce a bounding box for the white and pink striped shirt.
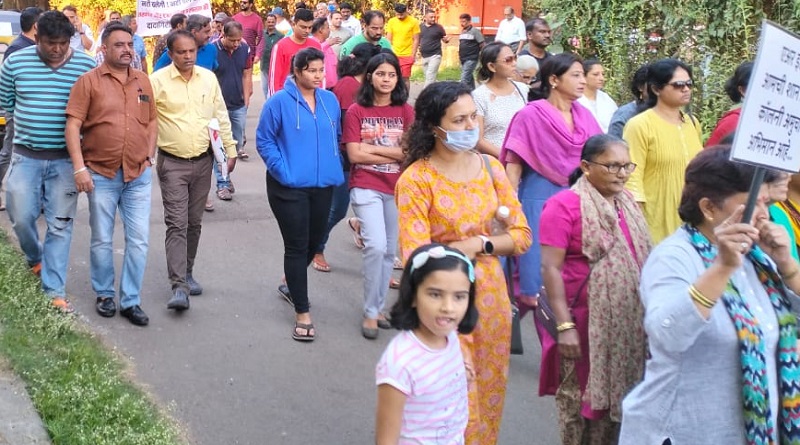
[376,330,468,445]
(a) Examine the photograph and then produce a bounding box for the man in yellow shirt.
[385,3,419,88]
[150,30,238,311]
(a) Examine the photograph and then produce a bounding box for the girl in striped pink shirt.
[375,244,479,445]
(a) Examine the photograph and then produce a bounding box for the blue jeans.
[214,106,246,190]
[5,153,78,298]
[88,168,152,309]
[0,115,14,187]
[261,70,270,101]
[316,171,350,253]
[460,59,478,89]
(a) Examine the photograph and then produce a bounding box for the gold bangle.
[689,285,715,308]
[556,322,576,333]
[689,285,715,309]
[782,266,800,281]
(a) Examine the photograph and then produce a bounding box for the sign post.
[730,21,800,222]
[136,0,212,37]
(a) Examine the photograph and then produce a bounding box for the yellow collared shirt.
[150,63,237,159]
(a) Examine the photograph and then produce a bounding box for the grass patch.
[410,65,463,82]
[0,229,181,445]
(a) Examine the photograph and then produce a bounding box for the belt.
[158,148,211,161]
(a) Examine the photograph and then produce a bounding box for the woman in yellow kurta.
[623,59,702,244]
[396,81,532,444]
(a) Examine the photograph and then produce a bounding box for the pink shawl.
[500,99,603,187]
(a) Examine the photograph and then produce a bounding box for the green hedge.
[0,230,181,445]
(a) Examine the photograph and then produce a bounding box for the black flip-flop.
[278,284,293,308]
[293,322,315,342]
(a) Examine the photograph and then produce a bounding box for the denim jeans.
[422,54,442,87]
[460,59,478,89]
[88,168,152,309]
[267,173,333,314]
[316,171,350,253]
[214,105,247,190]
[5,152,78,298]
[261,71,270,101]
[350,187,397,319]
[0,115,13,187]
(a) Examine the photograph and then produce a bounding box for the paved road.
[1,82,559,445]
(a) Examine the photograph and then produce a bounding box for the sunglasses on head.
[668,80,693,89]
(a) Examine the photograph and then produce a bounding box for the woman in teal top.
[768,172,799,262]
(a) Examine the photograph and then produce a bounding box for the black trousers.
[266,173,333,314]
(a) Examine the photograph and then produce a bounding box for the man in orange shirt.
[65,23,158,326]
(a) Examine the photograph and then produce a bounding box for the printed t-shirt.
[343,102,415,194]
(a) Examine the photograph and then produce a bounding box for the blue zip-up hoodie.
[256,77,344,188]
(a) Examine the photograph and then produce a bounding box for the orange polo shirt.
[66,64,156,182]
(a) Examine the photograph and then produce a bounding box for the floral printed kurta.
[395,155,532,444]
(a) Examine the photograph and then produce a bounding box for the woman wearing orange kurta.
[395,81,532,444]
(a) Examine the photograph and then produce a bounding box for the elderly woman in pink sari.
[501,53,603,318]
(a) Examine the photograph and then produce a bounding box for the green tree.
[539,0,799,135]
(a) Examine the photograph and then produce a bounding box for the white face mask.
[437,126,480,152]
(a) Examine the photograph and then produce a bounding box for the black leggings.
[266,174,333,314]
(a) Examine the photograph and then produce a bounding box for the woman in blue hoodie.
[256,47,344,342]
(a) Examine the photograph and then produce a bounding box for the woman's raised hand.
[713,205,759,270]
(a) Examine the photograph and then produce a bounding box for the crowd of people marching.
[2,1,800,444]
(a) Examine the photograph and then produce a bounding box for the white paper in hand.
[208,118,228,181]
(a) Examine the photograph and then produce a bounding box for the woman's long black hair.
[356,52,409,107]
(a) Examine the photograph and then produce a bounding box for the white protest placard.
[136,0,212,37]
[731,20,800,172]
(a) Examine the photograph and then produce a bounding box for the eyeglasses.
[668,80,693,90]
[587,161,637,174]
[498,55,517,64]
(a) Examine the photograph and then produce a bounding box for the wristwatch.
[478,235,494,255]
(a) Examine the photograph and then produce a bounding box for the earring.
[552,84,557,89]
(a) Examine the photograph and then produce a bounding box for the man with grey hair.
[515,54,539,101]
[153,13,218,71]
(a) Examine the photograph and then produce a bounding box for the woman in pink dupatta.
[500,53,602,342]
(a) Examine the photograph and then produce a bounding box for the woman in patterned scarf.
[620,146,800,445]
[539,134,651,444]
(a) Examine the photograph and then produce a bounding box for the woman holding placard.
[619,146,800,445]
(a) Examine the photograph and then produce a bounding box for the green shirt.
[260,30,285,73]
[338,33,393,59]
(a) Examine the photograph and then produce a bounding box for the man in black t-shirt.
[419,10,450,87]
[520,18,553,100]
[458,13,484,89]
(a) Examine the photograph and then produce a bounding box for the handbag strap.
[480,154,517,307]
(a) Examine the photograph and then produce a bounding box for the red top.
[232,12,264,67]
[268,37,322,95]
[705,107,741,147]
[332,76,360,110]
[343,102,415,194]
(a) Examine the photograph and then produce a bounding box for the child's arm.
[375,384,407,445]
